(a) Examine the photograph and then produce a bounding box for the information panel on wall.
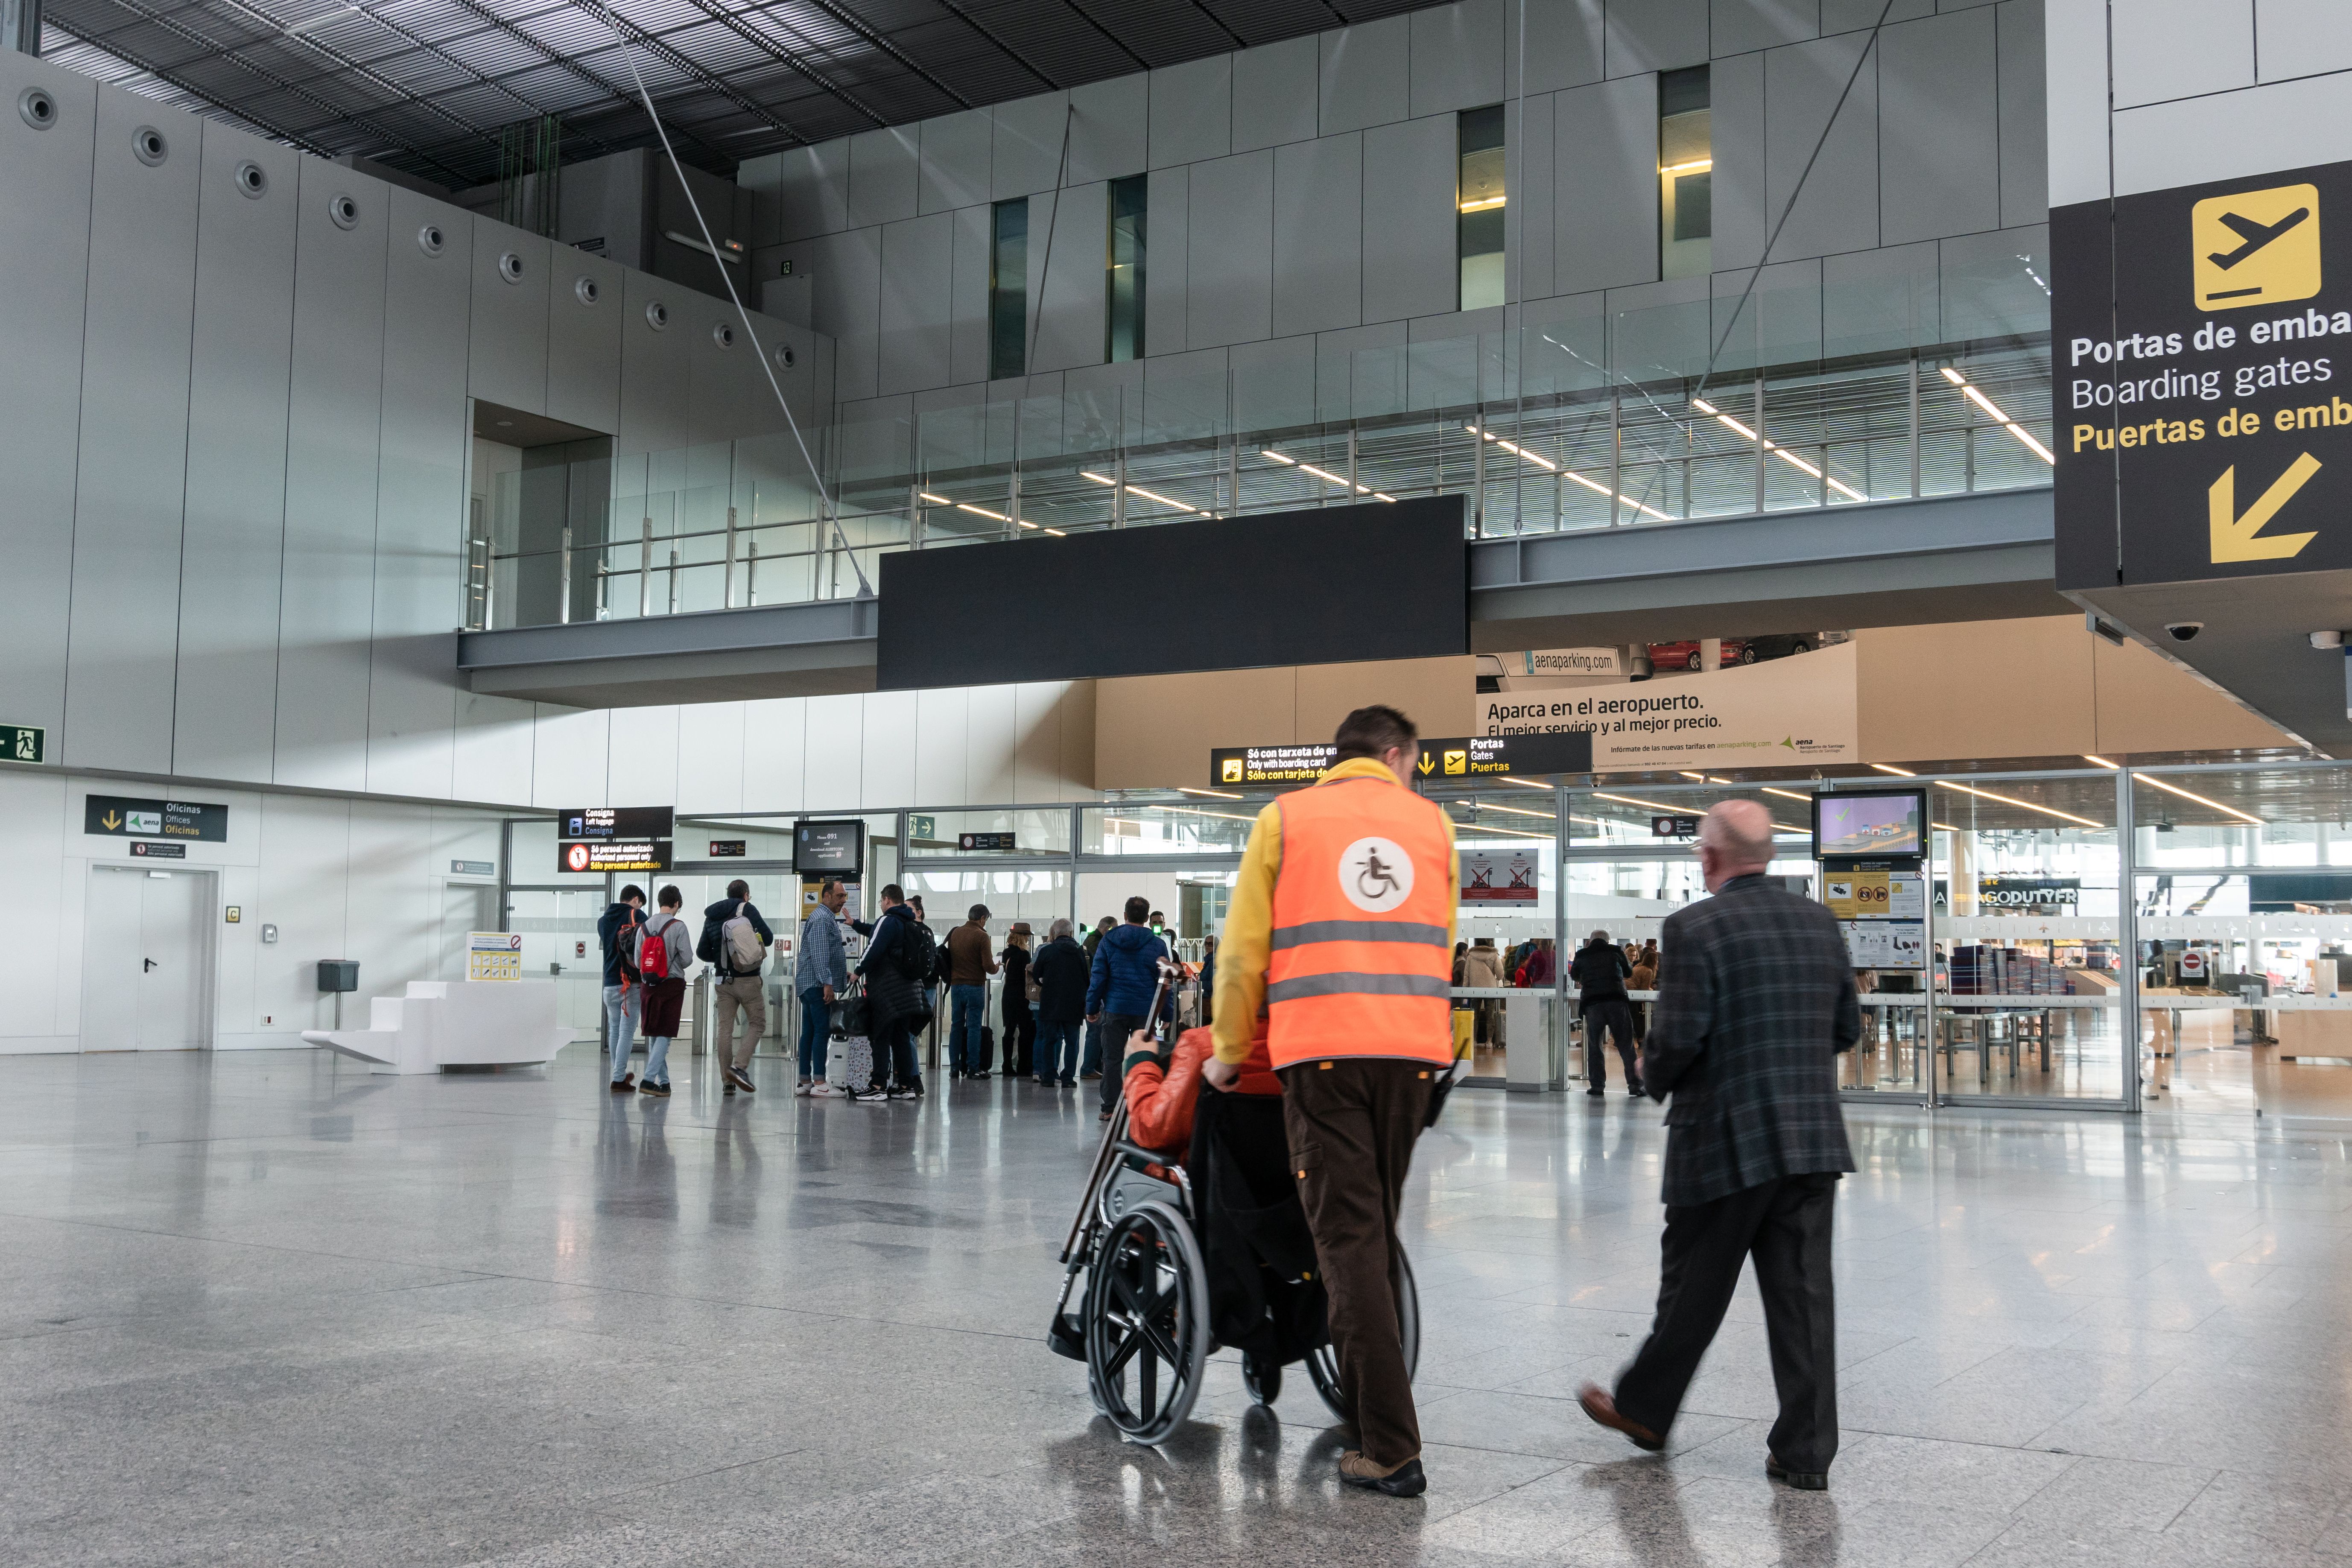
[2055,158,2352,587]
[1414,732,1592,780]
[1210,744,1338,787]
[556,807,674,874]
[85,794,228,841]
[467,931,523,981]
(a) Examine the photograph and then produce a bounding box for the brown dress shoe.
[1338,1450,1427,1497]
[1577,1384,1664,1451]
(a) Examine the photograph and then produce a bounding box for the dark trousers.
[1615,1172,1841,1474]
[1583,999,1641,1089]
[1098,1014,1145,1113]
[1002,1008,1034,1075]
[1280,1058,1436,1468]
[872,1013,920,1090]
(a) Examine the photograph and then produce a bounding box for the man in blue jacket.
[1086,895,1170,1120]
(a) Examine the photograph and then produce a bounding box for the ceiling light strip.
[1940,366,2055,466]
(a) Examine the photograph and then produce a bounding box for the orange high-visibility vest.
[1266,774,1454,1069]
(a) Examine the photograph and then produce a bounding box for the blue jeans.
[1035,1018,1082,1083]
[798,987,830,1079]
[604,984,640,1081]
[949,983,988,1074]
[642,1033,672,1086]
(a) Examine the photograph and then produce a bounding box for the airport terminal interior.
[6,0,2352,1562]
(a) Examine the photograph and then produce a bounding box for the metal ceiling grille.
[40,0,1432,190]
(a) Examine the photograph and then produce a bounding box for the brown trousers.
[713,975,766,1071]
[1280,1057,1435,1467]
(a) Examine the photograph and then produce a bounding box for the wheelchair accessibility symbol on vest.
[1341,836,1416,913]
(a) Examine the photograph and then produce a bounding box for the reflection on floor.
[4,1048,2352,1566]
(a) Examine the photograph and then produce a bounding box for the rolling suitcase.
[829,984,877,1093]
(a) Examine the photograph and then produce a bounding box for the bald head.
[1700,800,1775,875]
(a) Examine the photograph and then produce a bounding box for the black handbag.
[835,982,872,1038]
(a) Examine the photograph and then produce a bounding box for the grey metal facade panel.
[1271,133,1362,338]
[1710,257,1823,373]
[1229,334,1317,432]
[687,300,775,447]
[1714,0,1823,55]
[948,202,992,388]
[1518,0,1605,93]
[1231,36,1319,155]
[1878,9,2002,246]
[2110,0,2254,109]
[63,85,201,776]
[1319,15,1413,136]
[1144,166,1189,357]
[1996,0,2049,230]
[811,226,883,403]
[365,181,470,802]
[1822,239,1938,358]
[1708,48,1768,270]
[919,109,993,215]
[1508,93,1555,310]
[273,157,388,793]
[546,250,625,434]
[1068,76,1148,185]
[1184,152,1273,350]
[172,126,300,786]
[1031,184,1108,374]
[1149,56,1232,170]
[1409,0,1507,119]
[2258,0,2352,77]
[1316,320,1408,423]
[1551,74,1661,297]
[994,92,1072,199]
[776,141,851,242]
[736,151,784,248]
[1604,0,1709,75]
[0,54,93,751]
[879,212,955,396]
[466,223,551,413]
[1823,0,1933,28]
[849,126,920,230]
[1360,115,1458,326]
[617,267,690,458]
[1764,33,1881,261]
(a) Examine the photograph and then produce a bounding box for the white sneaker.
[795,1077,813,1096]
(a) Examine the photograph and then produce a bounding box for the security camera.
[2165,622,2203,643]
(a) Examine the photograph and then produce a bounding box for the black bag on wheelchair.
[1187,1085,1329,1365]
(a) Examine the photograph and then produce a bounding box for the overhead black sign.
[86,794,228,841]
[1415,731,1592,780]
[958,832,1017,851]
[2055,158,2352,588]
[794,818,864,877]
[129,841,187,859]
[1212,744,1337,788]
[707,840,748,858]
[557,807,673,875]
[1651,815,1700,838]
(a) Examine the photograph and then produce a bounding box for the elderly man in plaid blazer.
[1580,798,1860,1491]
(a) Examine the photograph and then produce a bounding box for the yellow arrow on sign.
[101,811,120,830]
[1415,750,1435,776]
[2210,453,2322,563]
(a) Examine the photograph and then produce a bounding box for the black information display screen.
[878,496,1468,690]
[2054,158,2352,588]
[794,818,865,877]
[557,807,674,875]
[85,794,229,841]
[1812,790,1926,861]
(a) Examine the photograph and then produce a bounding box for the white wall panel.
[345,801,436,1010]
[1879,10,2001,245]
[2258,0,2352,79]
[1150,56,1231,169]
[1997,0,2050,229]
[547,249,623,433]
[530,705,610,809]
[617,267,690,457]
[1272,134,1362,337]
[850,126,920,228]
[920,110,993,214]
[803,694,863,807]
[2111,0,2253,108]
[774,140,851,240]
[1553,76,1660,296]
[606,705,678,806]
[1069,76,1148,184]
[1604,0,1708,75]
[365,184,471,803]
[273,160,387,793]
[1360,117,1456,325]
[453,691,536,807]
[0,54,94,753]
[1715,0,1820,54]
[914,687,968,806]
[1410,0,1506,118]
[995,92,1072,199]
[250,796,351,1039]
[1185,152,1274,349]
[1144,167,1188,356]
[743,697,807,811]
[467,221,550,412]
[948,203,992,387]
[966,684,1018,804]
[861,691,918,809]
[675,702,745,814]
[1011,683,1063,803]
[1764,34,1881,261]
[63,87,200,775]
[810,225,882,403]
[173,126,297,785]
[1319,16,1412,136]
[879,211,954,395]
[0,771,71,1038]
[1032,184,1107,373]
[1233,38,1319,154]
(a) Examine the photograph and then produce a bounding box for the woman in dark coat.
[999,925,1035,1078]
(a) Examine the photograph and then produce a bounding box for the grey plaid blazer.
[1642,873,1861,1206]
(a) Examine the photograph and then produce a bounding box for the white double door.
[82,867,213,1051]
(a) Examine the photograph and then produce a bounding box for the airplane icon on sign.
[2208,206,2311,270]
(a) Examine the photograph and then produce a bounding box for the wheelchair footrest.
[1046,1311,1086,1362]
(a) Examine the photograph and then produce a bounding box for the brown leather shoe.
[1577,1384,1664,1451]
[1338,1450,1427,1497]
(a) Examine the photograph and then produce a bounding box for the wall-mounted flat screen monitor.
[793,819,864,878]
[1813,790,1926,860]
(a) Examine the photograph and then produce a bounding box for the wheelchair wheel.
[1083,1200,1210,1445]
[1242,1351,1282,1407]
[1306,1247,1419,1424]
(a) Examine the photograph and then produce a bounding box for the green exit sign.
[0,724,44,764]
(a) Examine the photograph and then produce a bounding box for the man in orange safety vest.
[1204,704,1457,1498]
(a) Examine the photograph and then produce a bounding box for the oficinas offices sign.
[2054,160,2352,589]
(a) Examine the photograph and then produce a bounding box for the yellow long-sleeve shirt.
[1211,756,1459,1064]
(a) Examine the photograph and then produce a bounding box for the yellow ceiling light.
[1593,791,1689,814]
[2083,755,2119,770]
[918,491,950,504]
[1870,763,1918,777]
[1476,802,1556,820]
[1660,158,1713,175]
[1692,397,1868,501]
[1941,365,2056,465]
[1761,786,1812,803]
[2137,772,2262,826]
[1935,780,2104,830]
[1260,450,1296,465]
[1458,195,1507,212]
[1477,423,1671,520]
[955,502,1008,522]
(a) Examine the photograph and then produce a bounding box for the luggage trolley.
[1046,963,1421,1445]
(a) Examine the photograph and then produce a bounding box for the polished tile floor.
[3,1047,2349,1566]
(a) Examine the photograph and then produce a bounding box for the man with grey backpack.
[699,880,774,1095]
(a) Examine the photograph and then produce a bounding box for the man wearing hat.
[1000,922,1037,1078]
